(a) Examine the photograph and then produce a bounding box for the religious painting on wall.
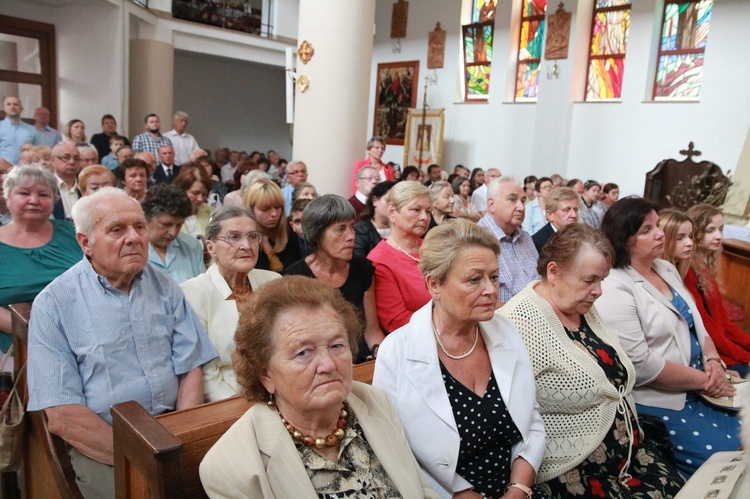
[545,3,571,60]
[373,61,419,146]
[403,108,444,169]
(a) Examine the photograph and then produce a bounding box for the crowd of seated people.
[2,99,749,498]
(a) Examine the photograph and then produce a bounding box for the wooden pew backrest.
[112,360,377,499]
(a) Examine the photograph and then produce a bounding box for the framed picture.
[373,61,419,145]
[403,108,445,169]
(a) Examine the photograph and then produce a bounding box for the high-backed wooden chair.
[644,142,731,211]
[8,303,83,499]
[112,360,376,499]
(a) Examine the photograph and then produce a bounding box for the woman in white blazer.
[181,206,280,402]
[373,220,545,499]
[596,197,740,477]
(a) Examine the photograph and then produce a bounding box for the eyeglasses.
[54,154,82,163]
[289,170,307,176]
[358,176,380,182]
[213,231,263,246]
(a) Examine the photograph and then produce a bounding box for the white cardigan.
[500,283,638,482]
[373,301,545,498]
[596,259,710,411]
[180,263,281,402]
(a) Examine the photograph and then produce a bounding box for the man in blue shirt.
[27,188,217,498]
[0,96,38,164]
[33,106,62,147]
[143,183,206,283]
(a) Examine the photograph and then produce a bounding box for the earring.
[267,393,275,408]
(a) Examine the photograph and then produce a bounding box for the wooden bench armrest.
[112,401,184,499]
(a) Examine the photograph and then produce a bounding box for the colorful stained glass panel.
[519,19,545,60]
[467,65,492,100]
[660,1,712,51]
[522,0,547,17]
[590,10,631,56]
[586,57,625,100]
[655,53,704,99]
[472,0,497,23]
[595,0,631,7]
[515,62,541,100]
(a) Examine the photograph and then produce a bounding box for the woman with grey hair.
[284,194,385,362]
[373,219,546,498]
[181,206,281,401]
[0,165,82,345]
[427,180,455,232]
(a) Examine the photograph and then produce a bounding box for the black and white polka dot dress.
[440,362,521,498]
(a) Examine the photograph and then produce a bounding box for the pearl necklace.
[390,239,420,263]
[432,320,479,360]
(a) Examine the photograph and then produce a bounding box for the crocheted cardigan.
[500,282,639,482]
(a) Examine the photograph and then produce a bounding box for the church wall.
[369,0,750,197]
[2,0,127,137]
[173,50,292,159]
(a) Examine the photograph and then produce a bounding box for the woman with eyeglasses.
[181,206,281,402]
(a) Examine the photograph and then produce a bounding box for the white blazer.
[373,301,546,498]
[180,263,280,402]
[597,259,710,411]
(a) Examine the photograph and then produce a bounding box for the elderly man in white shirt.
[163,111,199,166]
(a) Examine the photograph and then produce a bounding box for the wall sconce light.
[547,62,559,80]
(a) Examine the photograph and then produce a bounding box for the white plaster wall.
[2,0,127,136]
[369,0,750,196]
[173,50,292,159]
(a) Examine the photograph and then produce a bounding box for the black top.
[284,256,374,319]
[285,256,375,363]
[353,218,382,260]
[441,362,521,498]
[255,226,302,272]
[91,132,130,161]
[427,214,454,233]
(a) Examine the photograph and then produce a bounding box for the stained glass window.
[515,0,547,102]
[463,1,496,101]
[585,0,631,101]
[654,1,713,101]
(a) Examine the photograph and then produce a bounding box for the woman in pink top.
[367,181,432,333]
[350,136,394,195]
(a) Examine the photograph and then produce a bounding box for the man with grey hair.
[470,167,501,215]
[349,165,379,218]
[164,111,199,166]
[134,151,157,186]
[281,160,308,216]
[478,177,539,304]
[77,144,99,167]
[33,106,62,148]
[27,187,217,498]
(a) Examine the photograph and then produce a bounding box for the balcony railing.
[172,0,271,37]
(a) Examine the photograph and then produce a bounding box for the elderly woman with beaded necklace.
[200,276,437,498]
[374,219,546,499]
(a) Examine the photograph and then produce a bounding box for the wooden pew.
[112,360,377,499]
[721,238,750,325]
[8,303,83,499]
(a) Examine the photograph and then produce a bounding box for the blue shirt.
[27,257,217,424]
[148,232,206,284]
[282,184,294,216]
[0,119,38,164]
[521,197,546,235]
[131,133,172,167]
[101,152,119,170]
[35,126,62,148]
[478,214,540,303]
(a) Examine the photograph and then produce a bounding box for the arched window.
[514,0,547,102]
[462,0,497,101]
[653,1,714,100]
[585,0,632,101]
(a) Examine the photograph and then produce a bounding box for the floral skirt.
[538,414,685,498]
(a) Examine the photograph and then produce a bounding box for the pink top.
[351,159,395,195]
[367,240,431,333]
